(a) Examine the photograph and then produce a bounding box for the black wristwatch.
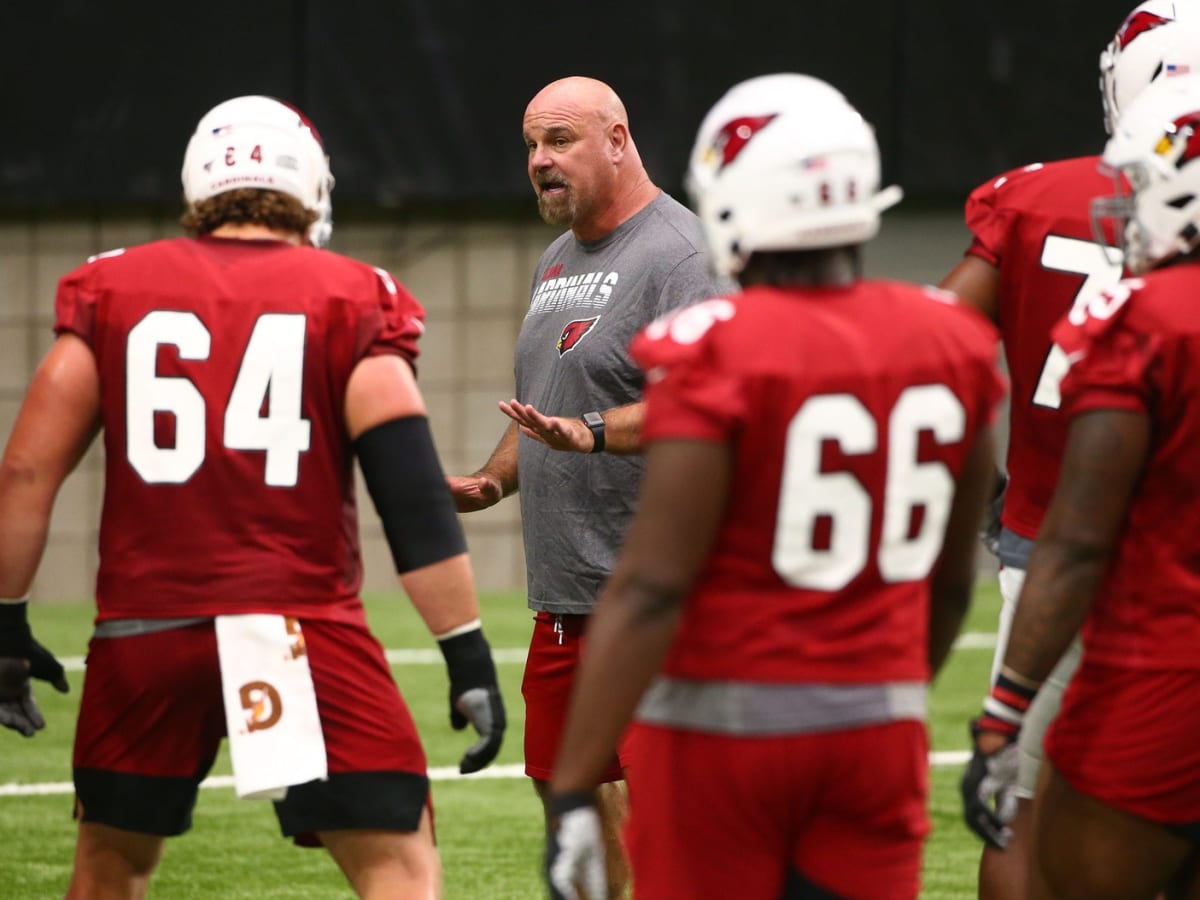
[581,411,605,453]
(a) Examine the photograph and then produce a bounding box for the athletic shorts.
[1046,661,1200,826]
[625,719,929,899]
[522,612,637,783]
[994,565,1082,799]
[73,618,429,841]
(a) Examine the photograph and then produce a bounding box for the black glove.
[0,602,69,738]
[960,719,1020,849]
[437,627,506,774]
[980,471,1008,557]
[545,790,606,900]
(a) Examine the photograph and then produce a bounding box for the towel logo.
[239,680,284,732]
[285,617,306,660]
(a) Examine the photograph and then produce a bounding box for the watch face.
[583,412,604,428]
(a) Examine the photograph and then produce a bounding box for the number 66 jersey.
[54,235,425,624]
[630,284,1005,686]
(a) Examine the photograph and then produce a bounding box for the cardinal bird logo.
[1157,112,1200,168]
[706,115,778,172]
[1116,10,1171,50]
[557,317,600,356]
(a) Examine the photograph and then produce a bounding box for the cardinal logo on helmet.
[1157,113,1200,167]
[1117,9,1173,50]
[704,115,778,171]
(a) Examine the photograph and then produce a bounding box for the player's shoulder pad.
[632,295,738,378]
[972,161,1053,199]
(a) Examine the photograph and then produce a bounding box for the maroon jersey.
[1053,270,1200,670]
[54,236,424,623]
[630,282,1004,685]
[963,156,1123,539]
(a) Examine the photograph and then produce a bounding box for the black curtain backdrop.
[1,0,1134,211]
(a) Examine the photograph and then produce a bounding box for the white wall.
[0,208,989,601]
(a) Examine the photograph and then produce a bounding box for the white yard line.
[56,633,999,672]
[0,753,973,798]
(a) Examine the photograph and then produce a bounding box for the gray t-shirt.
[515,191,728,613]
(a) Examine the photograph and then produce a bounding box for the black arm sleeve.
[354,416,467,573]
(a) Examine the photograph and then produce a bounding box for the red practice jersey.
[631,282,1004,685]
[55,236,424,623]
[963,157,1123,539]
[1053,269,1200,670]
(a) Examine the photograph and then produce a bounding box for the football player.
[0,95,504,899]
[974,70,1200,898]
[948,3,1200,896]
[543,73,1003,900]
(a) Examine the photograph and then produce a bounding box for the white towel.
[215,614,328,801]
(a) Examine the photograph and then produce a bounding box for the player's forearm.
[550,577,682,793]
[399,553,483,637]
[475,423,519,495]
[929,428,995,675]
[0,460,54,597]
[1002,539,1102,684]
[928,576,973,675]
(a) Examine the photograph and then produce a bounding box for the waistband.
[93,617,211,639]
[635,677,928,735]
[533,611,591,638]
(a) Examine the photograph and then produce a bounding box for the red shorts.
[625,720,929,899]
[521,612,637,782]
[73,617,429,838]
[1046,661,1200,825]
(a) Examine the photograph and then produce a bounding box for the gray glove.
[960,720,1020,849]
[980,471,1008,557]
[545,791,606,900]
[437,627,507,773]
[0,606,70,738]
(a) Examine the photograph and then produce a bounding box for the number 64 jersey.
[630,283,1005,686]
[54,236,425,624]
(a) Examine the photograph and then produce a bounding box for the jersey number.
[773,385,965,590]
[126,310,312,486]
[1031,235,1123,409]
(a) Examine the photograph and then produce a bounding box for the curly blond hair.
[181,189,317,238]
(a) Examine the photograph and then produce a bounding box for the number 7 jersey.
[54,235,425,623]
[631,283,1005,684]
[962,156,1123,540]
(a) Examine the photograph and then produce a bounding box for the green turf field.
[0,582,1001,898]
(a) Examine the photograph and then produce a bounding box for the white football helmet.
[1100,0,1200,134]
[182,95,335,247]
[1093,71,1200,272]
[686,73,902,279]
